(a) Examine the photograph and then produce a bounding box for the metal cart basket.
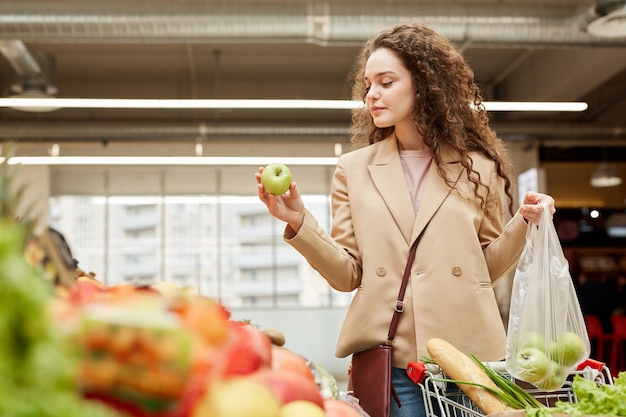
[419,359,613,417]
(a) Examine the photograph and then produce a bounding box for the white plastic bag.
[505,202,590,391]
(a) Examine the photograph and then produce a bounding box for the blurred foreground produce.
[0,219,124,417]
[1,225,366,417]
[63,280,367,417]
[1,152,365,417]
[0,150,123,415]
[315,363,340,399]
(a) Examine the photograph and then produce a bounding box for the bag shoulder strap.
[386,237,419,344]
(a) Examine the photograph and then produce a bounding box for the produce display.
[0,155,364,417]
[72,283,369,416]
[0,156,121,416]
[3,224,368,417]
[0,218,122,417]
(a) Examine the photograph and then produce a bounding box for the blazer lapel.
[410,146,463,243]
[368,136,415,245]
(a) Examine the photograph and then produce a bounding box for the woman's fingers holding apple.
[287,181,301,199]
[255,166,265,181]
[287,183,306,212]
[258,184,270,207]
[276,184,306,232]
[256,167,277,206]
[260,182,302,218]
[257,177,271,206]
[255,168,266,189]
[255,166,305,232]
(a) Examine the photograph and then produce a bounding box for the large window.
[48,194,353,309]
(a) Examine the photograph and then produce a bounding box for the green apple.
[515,347,551,384]
[261,163,293,195]
[550,332,586,367]
[536,360,566,391]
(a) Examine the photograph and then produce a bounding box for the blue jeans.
[390,367,427,417]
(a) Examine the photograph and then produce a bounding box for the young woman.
[256,22,555,417]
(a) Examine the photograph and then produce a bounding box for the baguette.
[426,338,508,415]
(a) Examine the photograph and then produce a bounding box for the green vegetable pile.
[0,154,122,416]
[529,372,626,417]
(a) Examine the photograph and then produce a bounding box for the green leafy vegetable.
[0,193,123,416]
[550,372,626,416]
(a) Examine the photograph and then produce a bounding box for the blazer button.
[376,267,386,277]
[451,265,462,276]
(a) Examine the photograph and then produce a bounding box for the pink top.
[399,149,433,215]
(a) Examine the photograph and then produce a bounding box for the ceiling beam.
[0,2,625,48]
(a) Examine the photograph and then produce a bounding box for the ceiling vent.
[586,0,626,38]
[0,40,59,112]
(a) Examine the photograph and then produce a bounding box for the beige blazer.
[285,134,528,368]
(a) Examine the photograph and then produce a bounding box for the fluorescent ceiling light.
[481,101,588,112]
[0,98,588,112]
[0,98,361,110]
[1,156,340,166]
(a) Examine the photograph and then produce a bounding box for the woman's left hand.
[518,191,556,225]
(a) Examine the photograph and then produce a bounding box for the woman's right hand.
[255,167,306,233]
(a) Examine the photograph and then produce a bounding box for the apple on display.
[271,345,315,381]
[261,163,293,195]
[192,377,281,417]
[249,368,325,408]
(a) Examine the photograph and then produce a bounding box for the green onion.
[469,354,545,410]
[419,355,437,365]
[421,354,545,411]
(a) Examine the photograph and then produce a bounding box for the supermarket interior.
[1,1,626,416]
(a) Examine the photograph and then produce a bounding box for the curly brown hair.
[349,23,515,216]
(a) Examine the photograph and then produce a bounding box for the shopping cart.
[416,358,612,417]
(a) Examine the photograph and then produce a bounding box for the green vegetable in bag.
[505,202,591,391]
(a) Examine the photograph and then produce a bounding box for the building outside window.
[48,194,353,309]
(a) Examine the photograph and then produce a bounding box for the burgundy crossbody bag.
[348,237,419,417]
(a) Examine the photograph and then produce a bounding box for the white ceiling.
[0,0,625,150]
